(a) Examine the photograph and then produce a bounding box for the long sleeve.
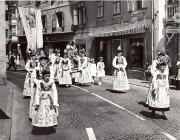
[52,83,59,107]
[122,57,127,69]
[33,82,41,106]
[112,57,120,69]
[25,61,31,72]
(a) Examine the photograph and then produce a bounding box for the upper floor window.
[41,15,47,30]
[136,0,143,10]
[127,0,144,12]
[6,29,8,38]
[113,0,121,15]
[56,11,64,29]
[52,14,56,32]
[51,0,55,5]
[77,2,86,25]
[5,10,9,21]
[97,1,104,18]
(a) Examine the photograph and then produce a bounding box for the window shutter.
[62,12,64,28]
[142,0,146,8]
[83,7,86,24]
[127,0,133,12]
[73,9,78,25]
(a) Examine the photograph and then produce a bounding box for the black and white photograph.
[0,0,180,139]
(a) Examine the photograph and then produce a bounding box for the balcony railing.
[166,4,177,22]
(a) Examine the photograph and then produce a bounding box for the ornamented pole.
[0,0,7,85]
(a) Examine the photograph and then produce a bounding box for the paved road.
[7,71,180,140]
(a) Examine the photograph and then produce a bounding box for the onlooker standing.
[176,56,180,90]
[165,51,172,76]
[96,57,105,85]
[112,47,130,91]
[7,53,16,71]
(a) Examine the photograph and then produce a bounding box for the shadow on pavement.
[31,126,56,135]
[105,89,126,94]
[138,101,148,107]
[0,109,11,119]
[140,111,162,119]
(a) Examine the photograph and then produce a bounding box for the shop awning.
[88,24,150,37]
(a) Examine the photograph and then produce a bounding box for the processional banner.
[18,7,43,52]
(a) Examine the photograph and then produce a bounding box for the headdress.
[117,45,122,53]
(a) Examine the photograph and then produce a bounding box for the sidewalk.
[0,82,13,140]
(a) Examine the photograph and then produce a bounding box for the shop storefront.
[89,22,151,75]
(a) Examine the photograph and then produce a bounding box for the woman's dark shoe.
[152,111,155,116]
[161,115,168,120]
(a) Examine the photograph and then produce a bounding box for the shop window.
[11,25,16,35]
[76,44,86,54]
[77,2,86,25]
[42,15,47,31]
[97,1,104,18]
[56,12,64,29]
[113,0,121,15]
[130,39,144,68]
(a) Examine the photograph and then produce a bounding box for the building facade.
[18,0,74,57]
[17,0,179,76]
[165,0,180,75]
[6,1,19,56]
[73,0,152,75]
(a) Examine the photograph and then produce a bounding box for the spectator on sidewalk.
[176,56,180,90]
[112,46,130,91]
[97,57,105,85]
[146,51,170,120]
[7,53,16,71]
[165,51,172,76]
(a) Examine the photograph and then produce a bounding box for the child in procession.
[96,57,105,85]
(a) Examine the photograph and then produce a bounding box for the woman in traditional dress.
[71,51,81,84]
[146,51,170,120]
[23,53,37,97]
[54,53,62,82]
[29,56,55,120]
[58,49,72,87]
[112,47,130,91]
[89,58,97,84]
[96,57,105,85]
[32,68,59,127]
[78,49,92,85]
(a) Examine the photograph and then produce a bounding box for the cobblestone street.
[2,71,179,140]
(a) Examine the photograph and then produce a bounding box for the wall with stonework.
[0,1,7,85]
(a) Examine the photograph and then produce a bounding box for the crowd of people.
[21,39,175,131]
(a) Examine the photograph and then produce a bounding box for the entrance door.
[130,38,144,69]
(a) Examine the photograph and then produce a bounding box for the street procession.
[1,0,180,140]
